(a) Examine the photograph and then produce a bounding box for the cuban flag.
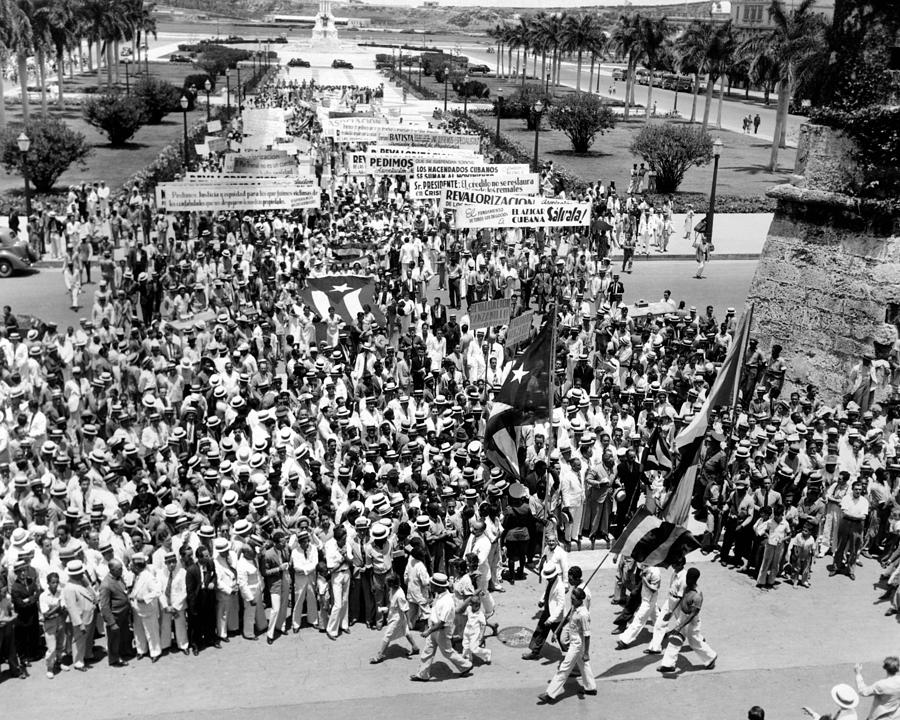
[484,319,553,479]
[300,275,384,325]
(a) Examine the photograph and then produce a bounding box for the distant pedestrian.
[754,114,761,134]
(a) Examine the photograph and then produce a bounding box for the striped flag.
[610,305,754,565]
[484,320,553,479]
[643,426,673,472]
[300,275,385,325]
[610,507,700,566]
[662,304,755,526]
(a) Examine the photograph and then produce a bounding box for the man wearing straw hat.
[409,573,472,682]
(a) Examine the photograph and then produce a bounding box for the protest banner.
[230,154,298,176]
[441,187,560,210]
[456,202,591,228]
[505,311,535,349]
[344,151,369,176]
[241,108,287,143]
[378,128,481,150]
[155,178,319,212]
[206,119,222,133]
[194,143,209,157]
[207,137,229,154]
[469,298,513,330]
[184,172,303,182]
[366,148,480,176]
[329,116,388,142]
[222,150,290,173]
[410,163,535,200]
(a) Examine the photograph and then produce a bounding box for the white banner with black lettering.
[411,163,535,200]
[155,178,319,212]
[455,201,592,228]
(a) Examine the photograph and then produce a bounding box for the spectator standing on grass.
[754,114,761,134]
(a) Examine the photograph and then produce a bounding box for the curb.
[608,253,760,262]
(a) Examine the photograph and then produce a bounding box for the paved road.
[2,555,893,720]
[458,43,803,151]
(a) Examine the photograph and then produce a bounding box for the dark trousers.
[0,622,20,674]
[505,539,528,580]
[834,518,864,570]
[528,607,557,654]
[348,571,373,626]
[105,609,133,664]
[189,592,217,649]
[14,613,42,662]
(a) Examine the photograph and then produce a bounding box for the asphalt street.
[1,556,894,720]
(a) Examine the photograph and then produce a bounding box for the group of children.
[753,505,818,589]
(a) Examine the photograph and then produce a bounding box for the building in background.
[730,0,834,30]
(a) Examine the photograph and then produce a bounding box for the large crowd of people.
[0,66,898,710]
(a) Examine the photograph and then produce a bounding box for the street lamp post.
[204,78,212,121]
[462,73,469,116]
[443,63,449,112]
[706,138,723,246]
[417,59,422,86]
[180,95,189,167]
[236,65,243,112]
[225,70,231,114]
[495,88,503,145]
[16,132,31,219]
[545,72,551,94]
[532,101,544,172]
[123,59,131,94]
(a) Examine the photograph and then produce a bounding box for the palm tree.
[559,13,599,93]
[78,0,128,88]
[759,0,827,170]
[41,0,75,110]
[634,15,670,119]
[10,0,36,123]
[488,23,503,77]
[587,28,608,95]
[610,13,641,119]
[130,0,156,71]
[0,0,31,126]
[675,21,715,124]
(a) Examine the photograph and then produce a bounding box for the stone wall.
[747,121,900,402]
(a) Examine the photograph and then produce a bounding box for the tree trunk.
[114,40,120,84]
[778,78,790,148]
[541,50,546,88]
[588,54,594,95]
[556,48,562,86]
[507,47,512,79]
[86,40,93,72]
[575,50,582,92]
[689,72,700,123]
[57,48,66,111]
[521,54,527,88]
[0,61,6,128]
[701,75,715,130]
[716,74,725,129]
[495,41,500,76]
[38,49,48,117]
[764,82,770,105]
[18,51,30,123]
[645,64,654,119]
[532,50,537,78]
[768,79,786,170]
[623,58,631,120]
[107,42,114,88]
[96,40,103,87]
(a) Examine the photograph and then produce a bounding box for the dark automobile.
[288,58,311,67]
[468,63,491,74]
[169,52,194,63]
[612,68,627,82]
[331,59,354,69]
[0,228,38,277]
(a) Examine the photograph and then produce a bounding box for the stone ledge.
[766,183,900,236]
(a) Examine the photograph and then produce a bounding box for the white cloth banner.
[456,202,592,228]
[155,178,319,212]
[410,163,534,200]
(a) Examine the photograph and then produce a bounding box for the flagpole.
[543,300,558,522]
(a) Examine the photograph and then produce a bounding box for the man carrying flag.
[484,320,554,480]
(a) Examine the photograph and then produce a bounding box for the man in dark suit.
[98,558,132,666]
[10,560,42,666]
[185,545,219,655]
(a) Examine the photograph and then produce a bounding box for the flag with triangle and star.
[300,275,385,326]
[484,318,553,479]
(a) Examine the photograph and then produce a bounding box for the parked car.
[0,229,37,277]
[468,63,491,74]
[331,59,354,69]
[635,69,650,85]
[612,68,627,82]
[288,58,311,67]
[169,52,193,63]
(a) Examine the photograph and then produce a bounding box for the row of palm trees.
[487,0,829,170]
[0,0,157,124]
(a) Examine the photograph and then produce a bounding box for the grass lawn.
[491,114,796,200]
[0,101,206,202]
[56,61,214,94]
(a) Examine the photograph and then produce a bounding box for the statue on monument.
[311,0,340,46]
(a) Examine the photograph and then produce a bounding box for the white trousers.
[620,593,658,646]
[216,590,239,638]
[160,609,189,650]
[134,607,162,658]
[546,641,597,699]
[292,573,318,628]
[660,611,716,668]
[326,570,350,637]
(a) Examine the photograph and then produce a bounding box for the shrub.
[83,92,146,146]
[454,79,489,100]
[630,122,713,193]
[547,93,616,154]
[195,44,250,78]
[0,117,92,193]
[182,74,211,111]
[133,77,182,124]
[501,84,552,129]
